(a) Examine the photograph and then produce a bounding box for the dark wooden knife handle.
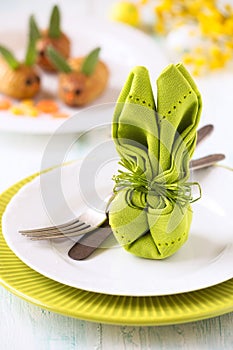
[190,153,225,170]
[196,124,214,146]
[68,219,112,260]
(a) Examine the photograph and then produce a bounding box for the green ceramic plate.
[0,174,232,325]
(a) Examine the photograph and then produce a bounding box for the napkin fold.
[109,64,202,259]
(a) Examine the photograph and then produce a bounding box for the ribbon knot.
[112,162,201,209]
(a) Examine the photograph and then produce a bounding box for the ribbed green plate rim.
[0,173,232,326]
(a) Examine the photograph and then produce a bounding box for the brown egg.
[58,57,109,106]
[36,30,70,72]
[0,57,40,99]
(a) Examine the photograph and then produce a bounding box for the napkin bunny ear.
[112,64,202,183]
[175,63,202,153]
[112,66,160,179]
[156,64,202,180]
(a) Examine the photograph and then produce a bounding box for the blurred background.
[0,2,232,350]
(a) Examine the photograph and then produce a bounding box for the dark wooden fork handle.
[68,219,112,260]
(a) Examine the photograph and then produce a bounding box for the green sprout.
[25,15,41,66]
[46,45,72,73]
[0,46,19,70]
[49,5,61,38]
[46,46,101,76]
[81,47,101,76]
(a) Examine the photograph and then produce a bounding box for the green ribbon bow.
[109,64,202,259]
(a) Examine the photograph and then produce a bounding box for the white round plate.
[2,160,233,296]
[0,17,168,134]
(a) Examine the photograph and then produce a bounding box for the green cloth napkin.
[109,63,202,259]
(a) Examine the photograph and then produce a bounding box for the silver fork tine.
[20,221,89,236]
[28,227,95,240]
[19,217,83,234]
[23,223,90,237]
[19,196,109,236]
[19,206,108,240]
[21,223,96,240]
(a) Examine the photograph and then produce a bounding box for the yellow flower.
[194,55,206,67]
[194,46,203,54]
[109,1,140,26]
[145,0,233,74]
[182,53,194,64]
[192,68,202,77]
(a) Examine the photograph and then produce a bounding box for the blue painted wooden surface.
[0,286,233,349]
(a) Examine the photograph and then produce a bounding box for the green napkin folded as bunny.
[109,63,202,259]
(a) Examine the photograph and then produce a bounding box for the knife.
[68,218,112,260]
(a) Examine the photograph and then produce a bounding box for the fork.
[19,124,225,240]
[19,206,108,240]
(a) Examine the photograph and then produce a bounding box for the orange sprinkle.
[0,99,12,110]
[10,106,25,115]
[65,92,75,104]
[36,99,59,114]
[52,112,69,119]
